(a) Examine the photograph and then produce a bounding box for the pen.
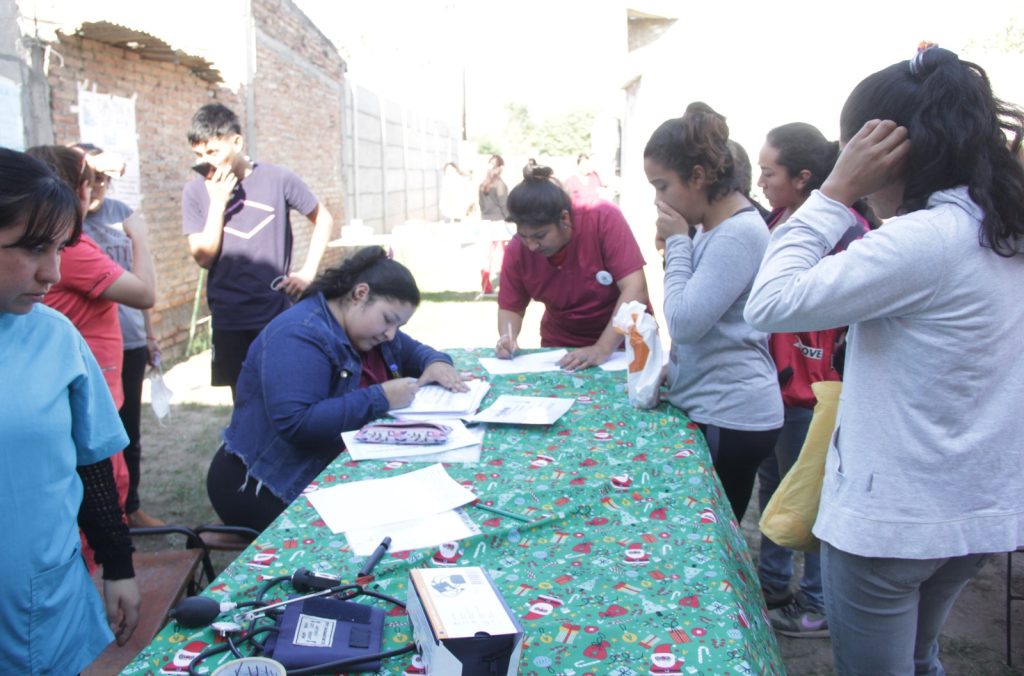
[388,363,402,379]
[472,501,532,523]
[357,536,392,578]
[505,321,516,360]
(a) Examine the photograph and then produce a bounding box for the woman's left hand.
[559,344,612,371]
[655,200,691,241]
[419,361,470,392]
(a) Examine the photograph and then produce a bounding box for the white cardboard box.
[406,567,524,675]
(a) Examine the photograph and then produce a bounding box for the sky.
[293,0,1024,160]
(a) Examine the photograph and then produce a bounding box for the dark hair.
[644,101,739,202]
[187,103,242,145]
[728,140,771,222]
[841,47,1024,255]
[26,145,93,193]
[506,164,572,228]
[576,153,589,164]
[0,148,82,247]
[765,122,839,196]
[481,155,505,195]
[303,246,420,306]
[72,142,103,156]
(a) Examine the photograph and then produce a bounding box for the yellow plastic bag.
[758,381,842,553]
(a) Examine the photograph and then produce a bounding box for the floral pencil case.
[354,421,452,445]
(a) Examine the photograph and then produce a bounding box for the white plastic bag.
[149,367,174,424]
[612,301,663,409]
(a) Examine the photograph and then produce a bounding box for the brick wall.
[44,0,349,361]
[47,35,242,357]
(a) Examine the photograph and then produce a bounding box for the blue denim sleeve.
[389,330,453,376]
[257,324,390,448]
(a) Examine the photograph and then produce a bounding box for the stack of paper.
[305,464,481,555]
[389,379,491,420]
[469,395,575,425]
[343,419,485,463]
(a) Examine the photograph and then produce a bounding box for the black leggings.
[698,423,781,522]
[120,346,149,514]
[206,445,287,531]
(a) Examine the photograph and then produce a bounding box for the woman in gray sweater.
[745,47,1024,674]
[643,102,783,522]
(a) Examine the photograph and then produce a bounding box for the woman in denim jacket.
[207,246,466,530]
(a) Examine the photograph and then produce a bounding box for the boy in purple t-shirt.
[182,103,334,393]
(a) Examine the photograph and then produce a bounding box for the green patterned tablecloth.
[122,349,783,675]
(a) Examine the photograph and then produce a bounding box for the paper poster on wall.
[0,76,24,150]
[77,89,142,210]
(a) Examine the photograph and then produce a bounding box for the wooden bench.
[83,528,210,675]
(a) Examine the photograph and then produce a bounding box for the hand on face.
[418,361,469,392]
[654,200,691,241]
[204,163,238,207]
[821,119,910,208]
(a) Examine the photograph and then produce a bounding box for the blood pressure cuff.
[264,596,385,671]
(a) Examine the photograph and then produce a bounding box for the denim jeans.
[756,406,822,609]
[821,541,991,675]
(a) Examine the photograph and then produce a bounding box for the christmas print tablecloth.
[122,349,783,675]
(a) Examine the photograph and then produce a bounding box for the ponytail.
[841,46,1024,255]
[303,246,420,305]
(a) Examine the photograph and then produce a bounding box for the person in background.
[182,103,335,396]
[495,163,651,370]
[206,247,467,531]
[0,148,139,674]
[440,161,475,222]
[479,154,509,221]
[75,142,164,528]
[564,153,607,207]
[745,46,1024,673]
[30,145,156,573]
[728,140,772,222]
[752,122,871,637]
[643,102,783,522]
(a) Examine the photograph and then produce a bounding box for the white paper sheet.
[389,444,482,464]
[389,379,491,416]
[343,419,483,461]
[344,508,481,556]
[469,395,575,425]
[477,349,567,375]
[306,463,477,533]
[598,351,630,371]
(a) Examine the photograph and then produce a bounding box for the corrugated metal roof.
[68,20,223,83]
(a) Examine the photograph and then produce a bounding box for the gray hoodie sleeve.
[663,221,767,343]
[745,190,946,332]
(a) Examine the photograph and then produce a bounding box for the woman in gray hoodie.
[745,46,1024,674]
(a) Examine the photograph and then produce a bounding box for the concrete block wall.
[345,82,459,233]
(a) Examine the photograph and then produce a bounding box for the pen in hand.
[357,536,392,579]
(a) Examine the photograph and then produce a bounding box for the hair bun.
[524,163,554,181]
[909,45,958,78]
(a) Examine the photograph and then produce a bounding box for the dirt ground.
[136,299,1024,675]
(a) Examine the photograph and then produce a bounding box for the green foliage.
[534,109,595,156]
[474,104,596,157]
